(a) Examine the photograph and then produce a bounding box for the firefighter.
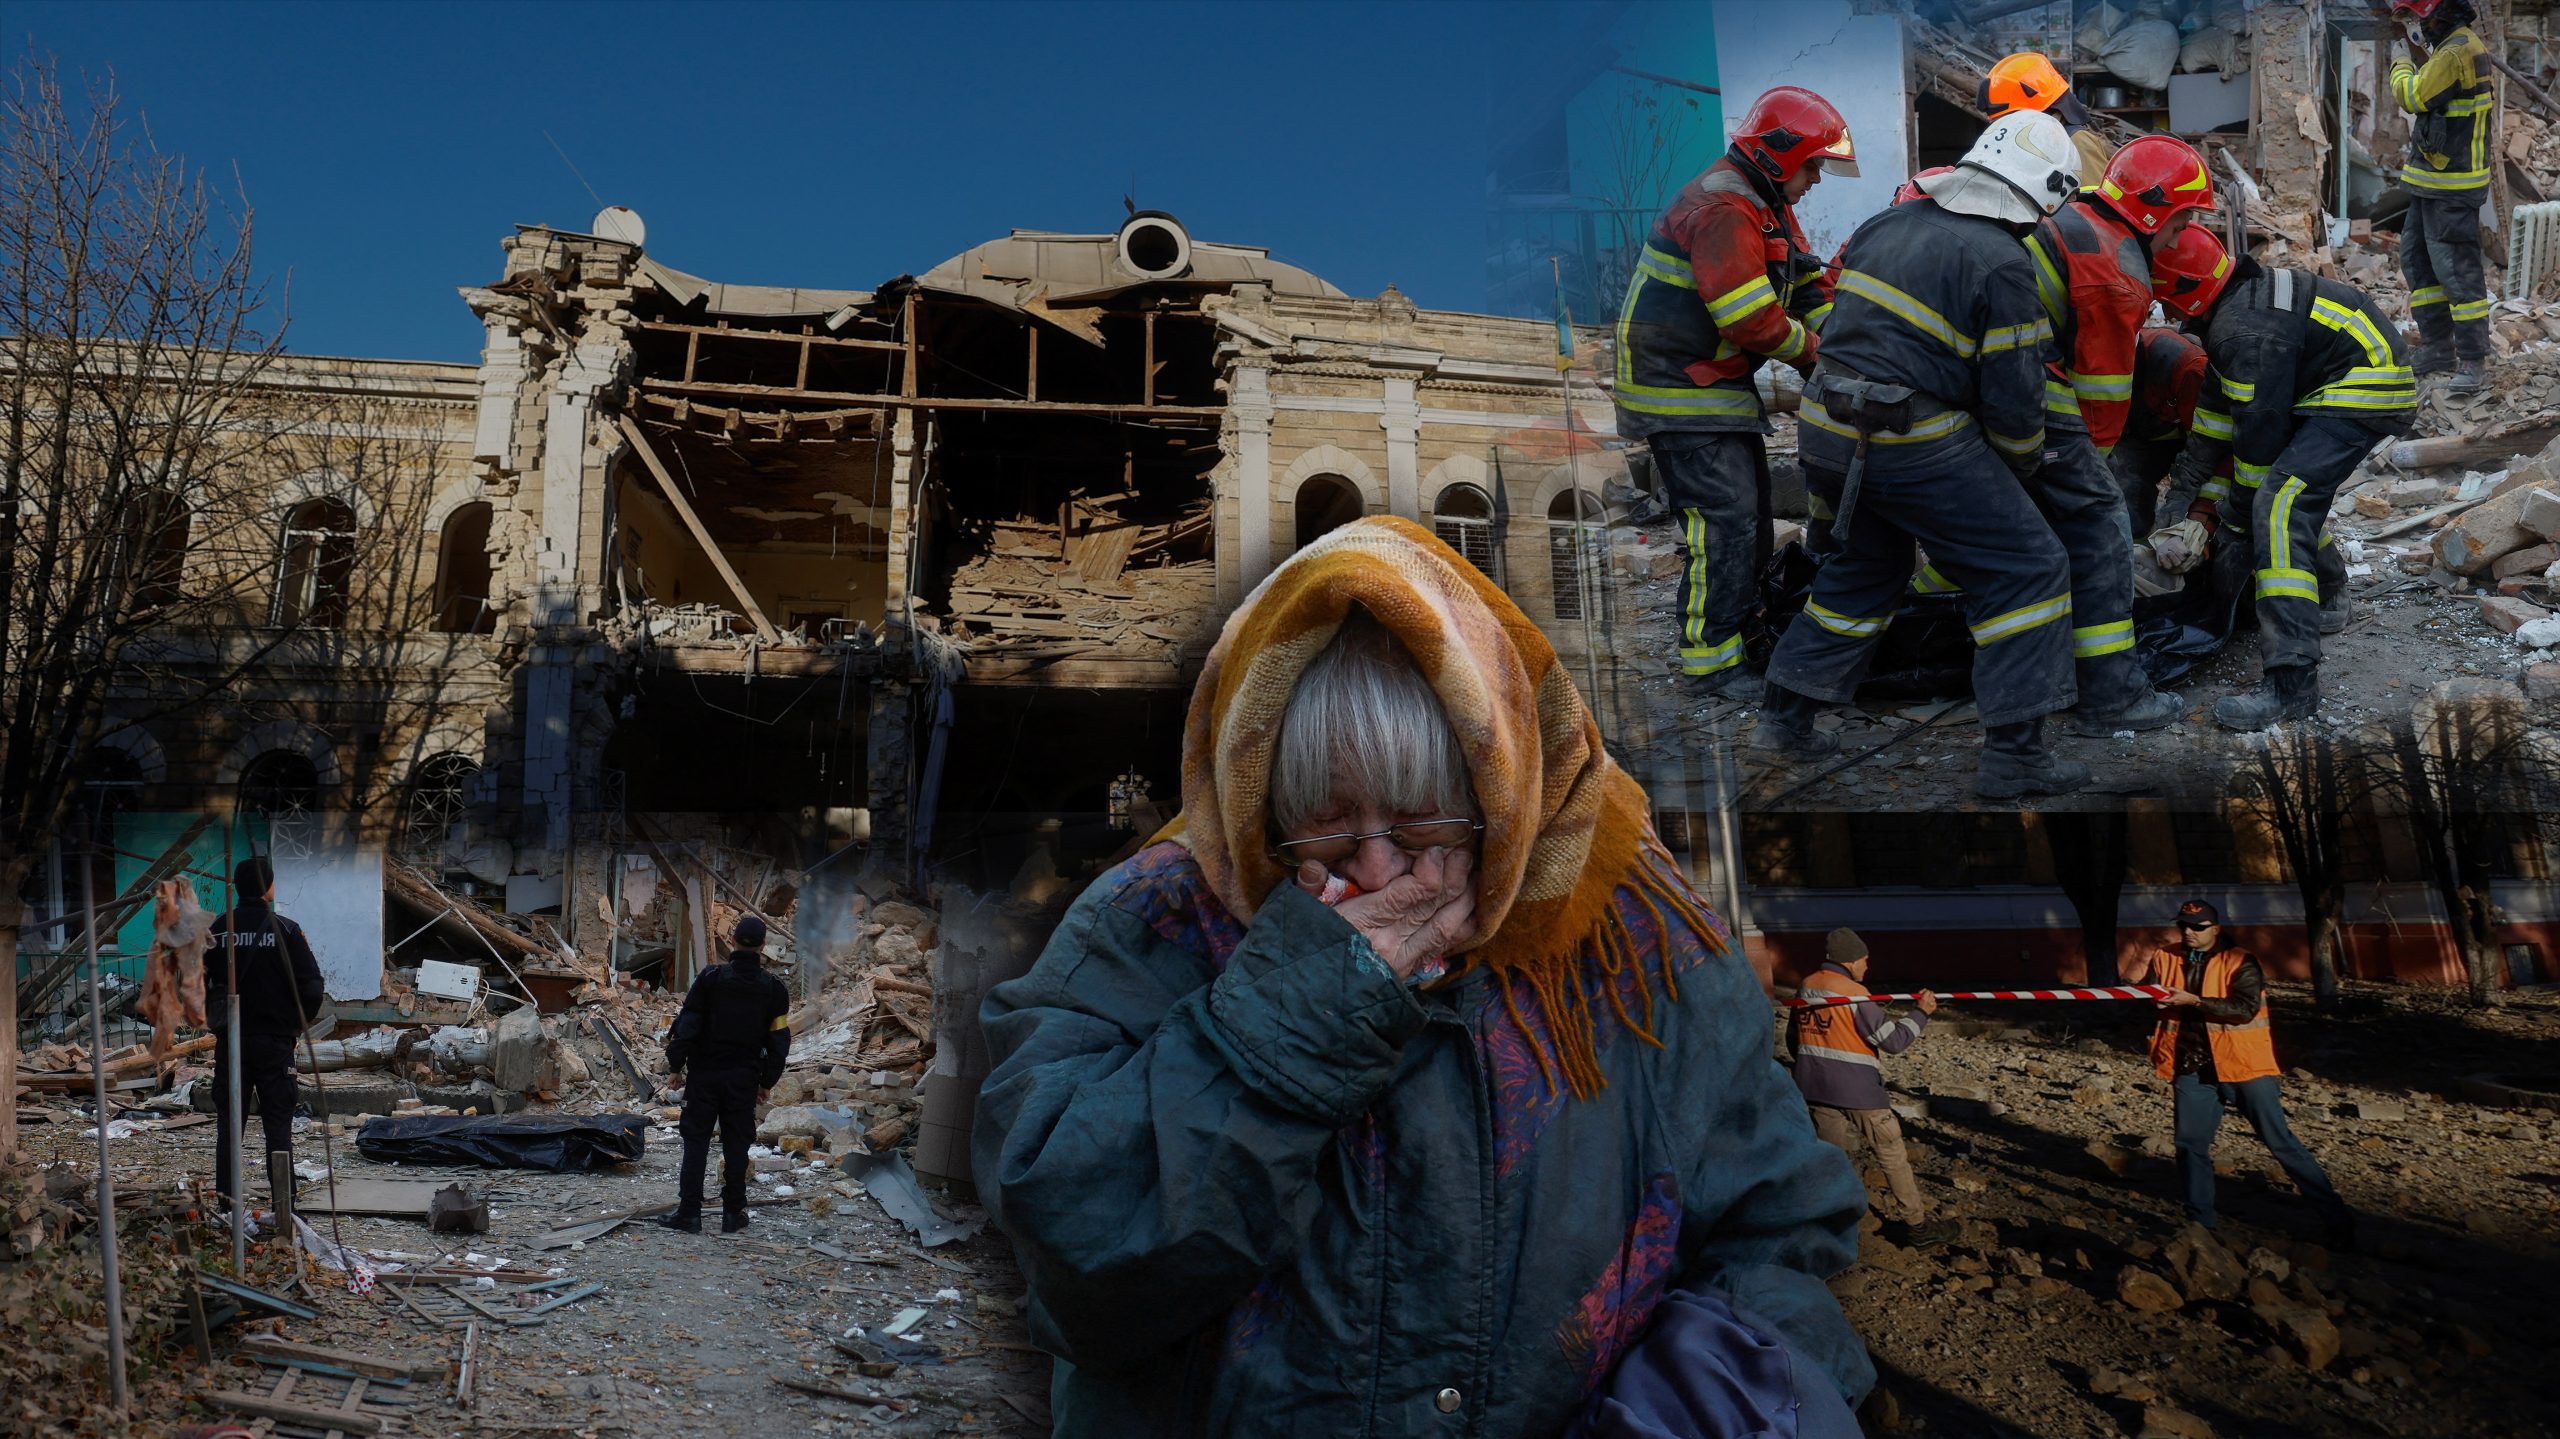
[2020,136,2215,737]
[1980,50,2112,185]
[2388,0,2495,394]
[1615,85,1849,699]
[1755,110,2085,799]
[2147,226,2415,730]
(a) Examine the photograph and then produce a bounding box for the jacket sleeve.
[1853,1001,1927,1056]
[2218,326,2300,482]
[760,982,792,1089]
[2391,31,2483,114]
[1662,935,1874,1407]
[974,876,1426,1372]
[279,918,325,1023]
[2199,956,2266,1026]
[1977,256,2055,478]
[1684,199,1814,367]
[665,975,708,1073]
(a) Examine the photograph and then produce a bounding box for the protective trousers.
[1652,431,1770,678]
[212,1031,298,1203]
[1809,1105,1928,1224]
[2030,428,2147,714]
[1767,437,2077,728]
[2402,193,2490,362]
[677,1066,759,1216]
[2228,417,2381,672]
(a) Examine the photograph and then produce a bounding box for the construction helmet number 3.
[2099,135,2217,237]
[1734,86,1859,184]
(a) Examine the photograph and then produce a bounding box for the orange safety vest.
[2146,947,2280,1082]
[1794,968,1878,1065]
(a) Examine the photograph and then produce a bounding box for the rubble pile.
[2318,433,2560,666]
[756,896,946,1157]
[941,495,1218,662]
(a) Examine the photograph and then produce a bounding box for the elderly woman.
[975,518,1871,1436]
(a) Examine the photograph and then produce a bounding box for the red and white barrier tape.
[1779,985,2171,1007]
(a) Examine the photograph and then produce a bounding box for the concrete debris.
[2163,1224,2246,1304]
[2116,1265,2184,1314]
[2434,483,2560,576]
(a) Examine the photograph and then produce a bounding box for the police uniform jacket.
[204,900,326,1041]
[1799,198,2053,479]
[666,950,793,1086]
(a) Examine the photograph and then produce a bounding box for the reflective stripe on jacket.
[2173,266,2414,511]
[1613,158,1831,438]
[2023,197,2151,452]
[2390,27,2493,195]
[1789,964,1925,1111]
[2145,947,2280,1082]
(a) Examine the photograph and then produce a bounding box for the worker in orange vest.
[2122,900,2356,1249]
[1788,929,1958,1248]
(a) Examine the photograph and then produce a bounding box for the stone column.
[880,411,919,618]
[1230,364,1276,595]
[1380,375,1421,519]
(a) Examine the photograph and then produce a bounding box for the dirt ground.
[1826,981,2560,1439]
[1605,453,2560,811]
[13,1112,1050,1436]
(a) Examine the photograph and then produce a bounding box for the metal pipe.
[79,839,130,1408]
[223,823,244,1276]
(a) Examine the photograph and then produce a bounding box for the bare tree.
[2382,686,2560,1007]
[1587,81,1714,328]
[2229,729,2385,1007]
[1,55,299,1158]
[2045,812,2129,987]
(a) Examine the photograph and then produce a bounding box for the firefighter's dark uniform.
[2113,326,2211,523]
[2021,196,2159,718]
[2162,264,2415,674]
[1768,198,2075,727]
[1614,155,1831,684]
[2391,24,2494,374]
[204,899,325,1203]
[664,947,792,1223]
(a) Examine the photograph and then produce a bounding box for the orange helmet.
[1980,52,2073,118]
[1734,86,1859,184]
[2150,225,2234,318]
[2097,135,2216,236]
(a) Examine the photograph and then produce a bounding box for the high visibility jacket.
[1798,199,2053,479]
[2144,946,2280,1082]
[2390,27,2493,197]
[1613,156,1831,439]
[2169,263,2415,518]
[2023,196,2153,452]
[1788,964,1926,1111]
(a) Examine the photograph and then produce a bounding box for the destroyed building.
[21,207,1630,1029]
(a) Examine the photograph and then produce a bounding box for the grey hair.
[1270,608,1476,834]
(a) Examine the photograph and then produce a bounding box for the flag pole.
[1555,256,1604,730]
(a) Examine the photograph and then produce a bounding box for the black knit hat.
[2175,899,2220,927]
[734,914,767,949]
[1825,927,1868,967]
[234,857,274,898]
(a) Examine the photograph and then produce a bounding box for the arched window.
[1431,483,1496,574]
[433,502,496,634]
[273,497,358,628]
[1547,489,1602,621]
[238,750,322,858]
[121,488,191,613]
[401,753,480,859]
[1293,475,1364,549]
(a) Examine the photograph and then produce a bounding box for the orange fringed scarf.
[1158,515,1727,1099]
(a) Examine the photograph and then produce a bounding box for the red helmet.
[2097,136,2216,236]
[2387,0,2449,16]
[1892,165,1952,206]
[1734,86,1859,184]
[2150,225,2234,318]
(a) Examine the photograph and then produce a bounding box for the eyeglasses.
[2178,920,2215,931]
[1271,819,1483,868]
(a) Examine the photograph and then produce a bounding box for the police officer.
[1756,111,2086,799]
[660,915,792,1234]
[1615,85,1851,699]
[205,857,325,1206]
[2146,227,2415,729]
[2389,0,2495,395]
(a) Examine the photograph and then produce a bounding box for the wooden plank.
[297,1178,446,1218]
[635,377,1217,419]
[1026,324,1039,402]
[238,1334,443,1380]
[204,1389,383,1434]
[616,414,781,644]
[1144,309,1157,404]
[637,318,901,352]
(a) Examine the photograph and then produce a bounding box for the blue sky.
[14,0,1596,363]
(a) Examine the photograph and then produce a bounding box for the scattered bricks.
[778,1134,815,1157]
[2524,485,2560,541]
[749,1153,794,1175]
[2480,596,2552,635]
[2138,1404,2215,1439]
[2341,1098,2407,1121]
[2497,577,2548,597]
[2434,484,2559,574]
[2256,1298,2342,1370]
[2165,1223,2247,1303]
[2388,478,2450,505]
[2526,663,2560,702]
[2492,543,2559,579]
[2353,493,2393,519]
[2116,1265,2184,1313]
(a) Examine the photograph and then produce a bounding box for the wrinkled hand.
[1914,989,1940,1016]
[2150,519,2211,574]
[1296,847,1479,981]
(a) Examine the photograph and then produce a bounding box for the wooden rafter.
[616,413,782,644]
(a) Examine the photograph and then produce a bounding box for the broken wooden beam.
[635,318,901,351]
[204,1390,384,1434]
[617,413,783,644]
[636,377,1219,420]
[2386,423,2560,471]
[239,1334,444,1381]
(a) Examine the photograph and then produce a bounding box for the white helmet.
[1916,110,2080,225]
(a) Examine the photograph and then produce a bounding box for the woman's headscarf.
[1160,516,1723,1098]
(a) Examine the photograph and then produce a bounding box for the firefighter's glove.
[2149,519,2212,574]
